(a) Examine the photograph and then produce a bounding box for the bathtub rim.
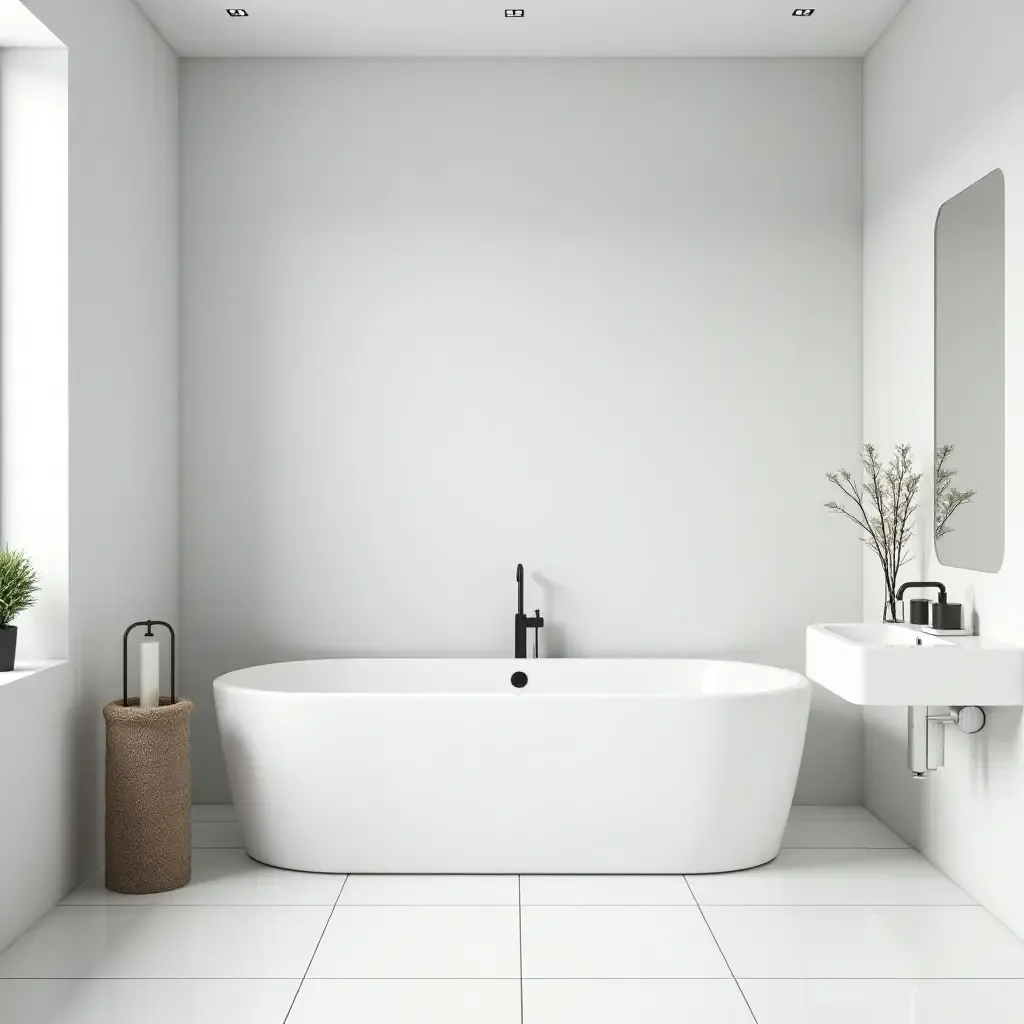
[212,656,810,700]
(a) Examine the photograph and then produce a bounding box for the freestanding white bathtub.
[214,658,810,874]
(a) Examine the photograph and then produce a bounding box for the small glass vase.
[882,584,902,624]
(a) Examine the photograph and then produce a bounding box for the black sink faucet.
[515,564,544,658]
[895,581,948,625]
[895,581,947,601]
[896,580,965,631]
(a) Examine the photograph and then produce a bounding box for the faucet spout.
[895,581,947,602]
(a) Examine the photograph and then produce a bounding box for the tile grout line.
[4,975,1024,981]
[684,875,759,1024]
[58,901,515,907]
[518,875,525,1024]
[656,903,979,908]
[733,976,1024,981]
[280,874,349,1024]
[56,901,980,911]
[56,903,351,909]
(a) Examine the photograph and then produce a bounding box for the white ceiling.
[0,0,63,47]
[133,0,909,58]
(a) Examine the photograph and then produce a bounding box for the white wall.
[17,0,179,887]
[182,58,865,804]
[0,46,69,661]
[864,0,1024,937]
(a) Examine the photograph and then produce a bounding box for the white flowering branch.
[826,444,921,622]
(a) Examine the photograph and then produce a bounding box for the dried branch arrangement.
[825,444,922,622]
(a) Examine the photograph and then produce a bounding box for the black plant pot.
[0,626,17,672]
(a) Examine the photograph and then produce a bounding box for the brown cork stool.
[104,620,193,895]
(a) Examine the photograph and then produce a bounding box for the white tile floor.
[2,805,1024,1022]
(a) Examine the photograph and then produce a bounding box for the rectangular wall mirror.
[934,168,1005,573]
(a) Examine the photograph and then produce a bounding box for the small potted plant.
[0,546,39,671]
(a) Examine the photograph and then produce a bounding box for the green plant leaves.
[0,546,39,628]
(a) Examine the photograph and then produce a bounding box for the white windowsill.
[0,659,68,689]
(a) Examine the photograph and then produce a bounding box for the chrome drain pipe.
[908,705,986,777]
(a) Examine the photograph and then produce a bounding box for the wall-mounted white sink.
[806,623,1024,706]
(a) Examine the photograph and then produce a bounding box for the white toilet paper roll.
[140,640,161,709]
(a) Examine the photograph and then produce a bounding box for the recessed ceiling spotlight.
[226,8,249,16]
[792,8,815,15]
[505,9,525,17]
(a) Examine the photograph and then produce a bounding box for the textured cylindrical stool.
[104,697,194,894]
